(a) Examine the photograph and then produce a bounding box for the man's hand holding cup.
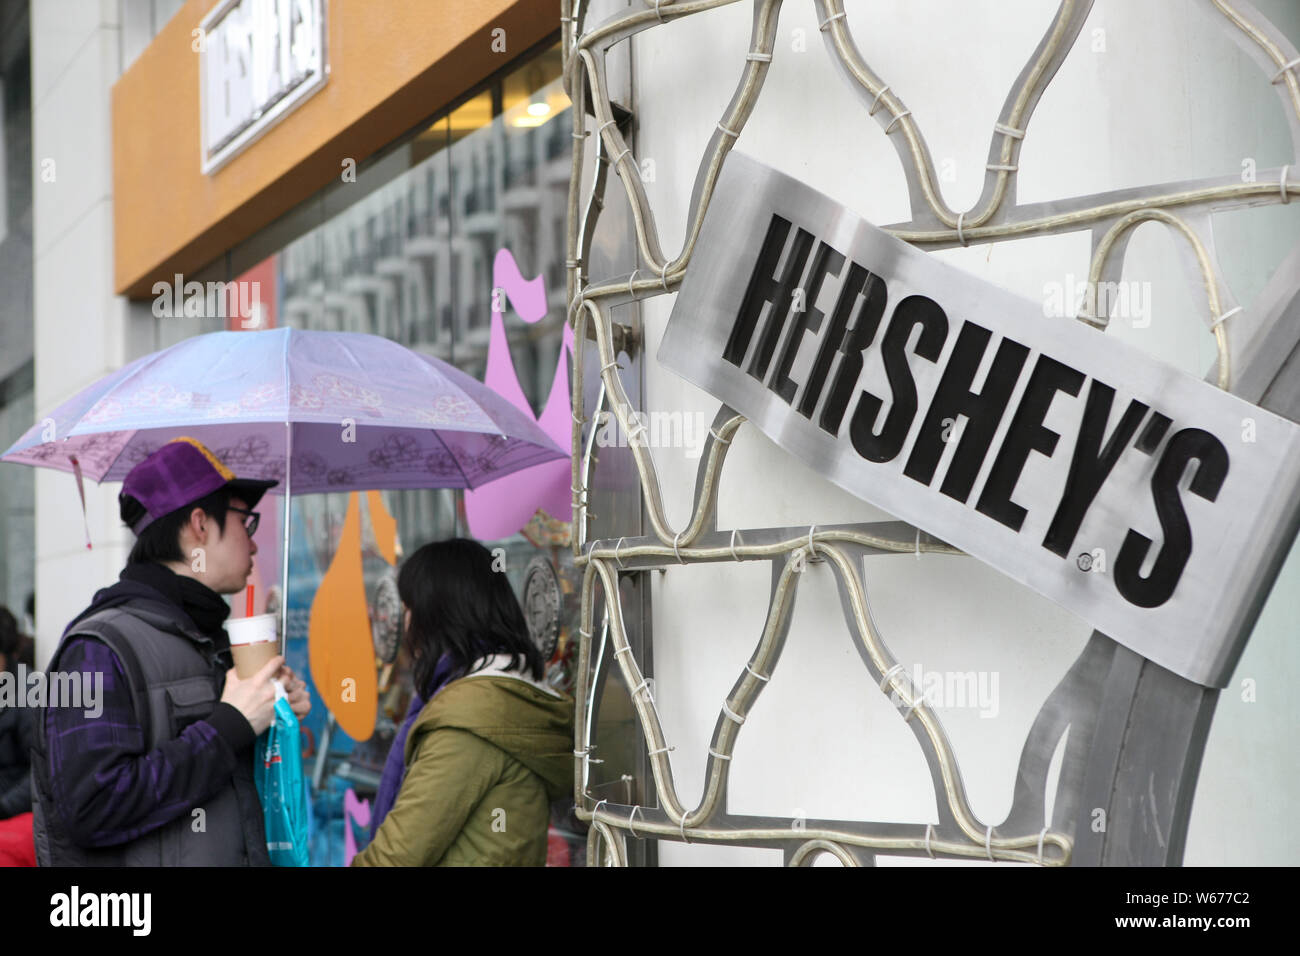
[220,655,284,736]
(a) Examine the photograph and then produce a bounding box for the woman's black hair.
[397,537,543,698]
[123,486,236,565]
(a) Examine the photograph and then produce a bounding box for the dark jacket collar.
[65,562,232,660]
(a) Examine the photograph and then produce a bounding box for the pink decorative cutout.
[466,249,575,540]
[343,788,371,867]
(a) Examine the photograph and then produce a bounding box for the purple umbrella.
[2,327,564,490]
[1,327,568,638]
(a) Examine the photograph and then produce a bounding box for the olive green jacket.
[351,656,574,867]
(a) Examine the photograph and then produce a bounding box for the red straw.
[246,584,254,617]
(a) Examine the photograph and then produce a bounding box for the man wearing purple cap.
[30,437,310,866]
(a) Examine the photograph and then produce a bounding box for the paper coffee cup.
[227,613,280,679]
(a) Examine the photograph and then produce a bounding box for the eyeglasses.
[227,506,260,537]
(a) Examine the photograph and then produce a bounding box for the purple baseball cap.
[119,436,278,536]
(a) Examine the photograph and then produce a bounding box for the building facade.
[5,0,1298,866]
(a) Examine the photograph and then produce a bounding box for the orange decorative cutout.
[309,491,377,740]
[366,490,400,565]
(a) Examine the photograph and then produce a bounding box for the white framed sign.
[658,152,1300,688]
[198,0,328,175]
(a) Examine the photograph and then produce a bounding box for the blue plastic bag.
[254,686,311,866]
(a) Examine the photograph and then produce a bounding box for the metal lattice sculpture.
[562,0,1300,866]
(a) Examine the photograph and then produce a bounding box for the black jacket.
[32,562,270,865]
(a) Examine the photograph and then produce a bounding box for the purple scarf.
[370,653,458,837]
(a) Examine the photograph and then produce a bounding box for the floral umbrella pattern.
[2,328,566,494]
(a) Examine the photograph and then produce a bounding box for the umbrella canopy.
[2,327,571,744]
[1,327,567,491]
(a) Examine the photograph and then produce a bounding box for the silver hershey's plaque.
[659,151,1300,688]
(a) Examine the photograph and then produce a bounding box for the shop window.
[221,37,588,866]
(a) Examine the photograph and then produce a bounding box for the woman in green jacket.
[351,539,574,867]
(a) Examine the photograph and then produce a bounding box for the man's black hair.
[398,537,544,698]
[122,485,237,566]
